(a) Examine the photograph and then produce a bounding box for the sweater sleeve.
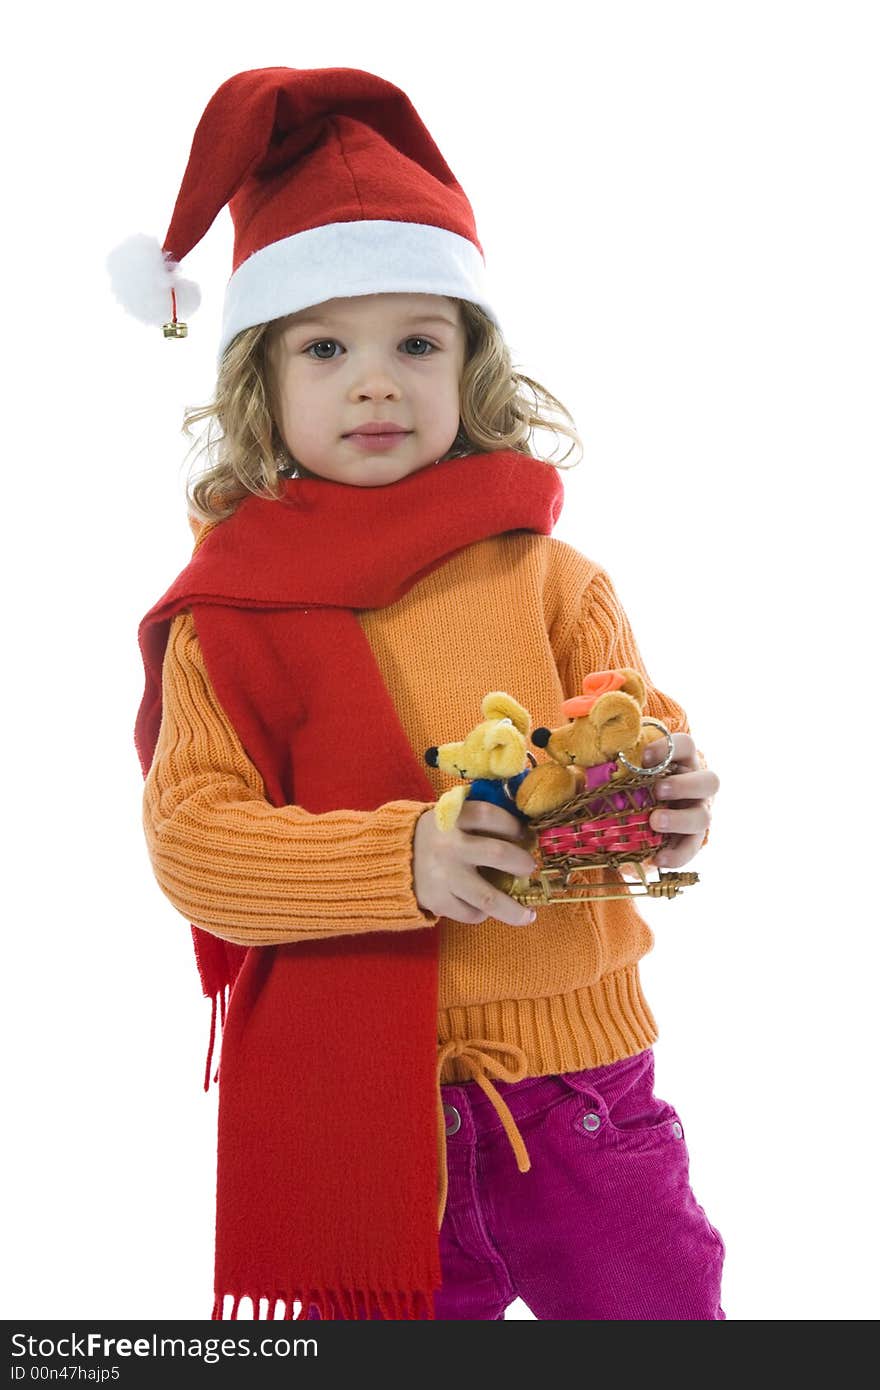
[141,609,439,946]
[550,556,713,839]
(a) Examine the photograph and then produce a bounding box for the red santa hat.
[106,66,501,367]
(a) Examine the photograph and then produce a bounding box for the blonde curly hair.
[182,298,583,524]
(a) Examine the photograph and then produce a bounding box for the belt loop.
[561,1072,609,1119]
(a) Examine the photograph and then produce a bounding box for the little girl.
[113,65,723,1321]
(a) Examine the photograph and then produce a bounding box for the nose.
[354,385,401,401]
[350,356,404,400]
[531,727,551,748]
[425,747,439,767]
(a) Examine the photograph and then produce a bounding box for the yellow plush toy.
[424,692,535,832]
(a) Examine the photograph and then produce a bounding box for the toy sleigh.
[425,671,700,907]
[504,716,699,905]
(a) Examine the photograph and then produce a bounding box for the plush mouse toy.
[424,692,536,832]
[514,668,672,819]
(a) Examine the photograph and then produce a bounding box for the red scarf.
[134,450,563,1320]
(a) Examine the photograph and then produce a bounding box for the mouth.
[343,428,412,451]
[343,428,410,437]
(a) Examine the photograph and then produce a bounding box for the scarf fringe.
[211,1286,434,1320]
[203,984,230,1092]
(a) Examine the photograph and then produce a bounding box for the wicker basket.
[504,719,699,903]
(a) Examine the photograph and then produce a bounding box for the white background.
[3,0,877,1322]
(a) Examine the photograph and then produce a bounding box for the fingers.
[457,833,537,879]
[654,769,720,799]
[668,733,696,764]
[456,800,529,841]
[649,832,702,869]
[446,866,536,927]
[650,803,712,836]
[444,811,536,922]
[412,801,537,928]
[443,893,492,925]
[447,823,537,925]
[451,804,537,925]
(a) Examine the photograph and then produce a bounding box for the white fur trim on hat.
[106,233,202,328]
[217,219,499,366]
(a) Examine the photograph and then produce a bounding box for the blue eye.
[305,340,339,360]
[303,336,437,360]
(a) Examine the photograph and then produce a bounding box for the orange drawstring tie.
[435,1039,532,1229]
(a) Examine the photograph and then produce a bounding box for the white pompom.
[106,232,201,327]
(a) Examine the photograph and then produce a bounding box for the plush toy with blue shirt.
[424,692,536,832]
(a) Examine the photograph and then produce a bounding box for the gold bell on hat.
[162,288,188,337]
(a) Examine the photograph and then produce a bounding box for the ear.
[590,691,643,754]
[484,723,527,778]
[481,691,531,735]
[615,668,647,708]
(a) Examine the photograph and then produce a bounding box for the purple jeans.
[308,1046,726,1320]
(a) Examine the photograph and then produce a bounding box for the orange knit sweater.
[142,523,704,1093]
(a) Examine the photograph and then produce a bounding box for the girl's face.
[267,293,467,486]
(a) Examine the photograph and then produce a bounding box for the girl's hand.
[413,801,538,927]
[639,732,720,870]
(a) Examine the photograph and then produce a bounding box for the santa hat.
[106,66,501,367]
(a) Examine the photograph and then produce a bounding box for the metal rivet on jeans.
[581,1111,601,1132]
[672,1121,683,1139]
[444,1103,461,1136]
